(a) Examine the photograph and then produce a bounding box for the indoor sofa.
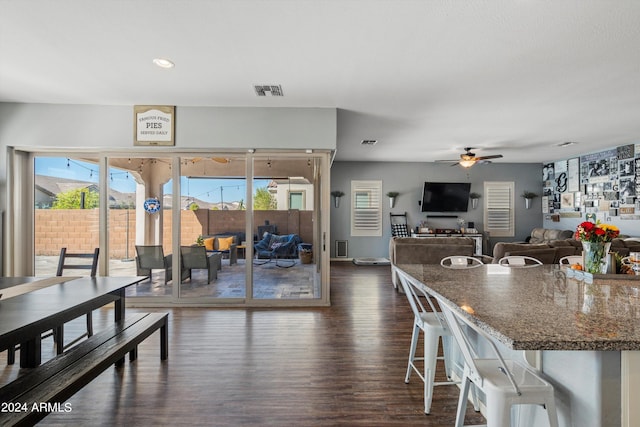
[389,236,482,289]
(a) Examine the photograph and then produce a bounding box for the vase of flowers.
[575,221,620,274]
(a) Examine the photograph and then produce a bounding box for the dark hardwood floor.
[2,262,485,426]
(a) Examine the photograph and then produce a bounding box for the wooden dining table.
[396,263,640,427]
[0,276,146,368]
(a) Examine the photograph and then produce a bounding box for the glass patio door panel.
[251,157,321,300]
[34,156,100,277]
[106,157,173,299]
[178,156,247,299]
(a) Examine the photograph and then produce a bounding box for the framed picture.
[561,192,574,209]
[134,105,175,146]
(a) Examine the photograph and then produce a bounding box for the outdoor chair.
[254,232,301,268]
[180,245,221,284]
[203,235,238,265]
[135,245,173,284]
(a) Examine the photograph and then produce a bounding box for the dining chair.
[437,296,559,427]
[8,247,100,362]
[558,255,583,266]
[394,266,460,414]
[55,247,101,348]
[440,256,484,269]
[498,255,543,267]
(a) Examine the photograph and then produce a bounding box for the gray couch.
[389,236,480,288]
[527,227,574,244]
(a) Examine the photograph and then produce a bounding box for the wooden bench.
[0,312,168,426]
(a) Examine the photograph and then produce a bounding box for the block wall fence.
[34,209,313,259]
[35,209,201,258]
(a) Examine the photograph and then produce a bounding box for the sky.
[35,157,268,204]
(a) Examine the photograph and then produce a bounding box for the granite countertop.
[397,263,640,351]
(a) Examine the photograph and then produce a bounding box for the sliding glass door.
[20,150,330,306]
[251,156,320,301]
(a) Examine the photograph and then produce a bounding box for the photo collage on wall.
[543,144,640,221]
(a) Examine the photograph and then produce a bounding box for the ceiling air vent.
[361,140,378,146]
[254,85,283,96]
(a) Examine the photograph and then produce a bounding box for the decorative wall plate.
[143,197,161,214]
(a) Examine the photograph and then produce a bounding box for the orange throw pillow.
[204,238,215,251]
[217,236,235,251]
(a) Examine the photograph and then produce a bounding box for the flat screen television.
[421,182,471,212]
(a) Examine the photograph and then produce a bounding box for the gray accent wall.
[330,161,543,258]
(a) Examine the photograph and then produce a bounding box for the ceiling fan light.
[459,159,476,168]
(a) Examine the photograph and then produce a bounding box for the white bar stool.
[394,266,460,414]
[437,296,559,427]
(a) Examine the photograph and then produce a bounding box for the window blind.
[484,181,514,237]
[350,180,382,236]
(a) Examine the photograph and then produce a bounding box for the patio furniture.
[203,234,238,265]
[135,245,173,284]
[254,232,301,268]
[180,246,222,284]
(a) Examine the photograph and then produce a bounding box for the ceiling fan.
[436,147,504,168]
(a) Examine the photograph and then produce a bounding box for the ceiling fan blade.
[474,154,503,160]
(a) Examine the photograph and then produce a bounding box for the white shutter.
[350,180,382,236]
[484,181,514,237]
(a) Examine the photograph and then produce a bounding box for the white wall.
[0,102,336,213]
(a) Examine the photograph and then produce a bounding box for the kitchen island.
[397,263,640,427]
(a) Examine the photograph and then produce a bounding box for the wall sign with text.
[134,105,175,146]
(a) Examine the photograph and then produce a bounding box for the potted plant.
[331,190,345,208]
[469,192,481,209]
[386,191,399,208]
[521,191,539,209]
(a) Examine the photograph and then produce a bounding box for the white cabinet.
[411,233,484,256]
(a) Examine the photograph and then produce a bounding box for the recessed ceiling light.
[558,141,576,147]
[153,58,175,69]
[361,140,377,146]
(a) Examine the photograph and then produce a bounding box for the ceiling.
[2,1,640,165]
